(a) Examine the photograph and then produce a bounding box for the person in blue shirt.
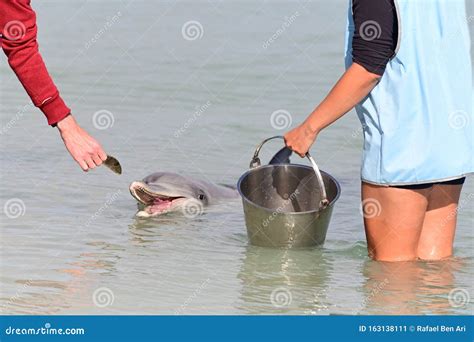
[284,0,472,261]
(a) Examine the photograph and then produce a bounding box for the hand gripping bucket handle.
[249,136,329,210]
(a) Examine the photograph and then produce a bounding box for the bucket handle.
[249,135,329,209]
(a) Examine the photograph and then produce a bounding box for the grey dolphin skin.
[129,172,239,217]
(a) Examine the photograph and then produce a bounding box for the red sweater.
[1,0,70,125]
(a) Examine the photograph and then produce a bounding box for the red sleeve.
[1,0,70,125]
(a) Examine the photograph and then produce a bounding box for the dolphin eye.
[198,194,205,200]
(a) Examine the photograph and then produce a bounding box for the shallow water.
[1,0,473,315]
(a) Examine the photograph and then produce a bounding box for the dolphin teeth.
[129,182,156,205]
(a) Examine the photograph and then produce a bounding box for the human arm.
[284,0,398,157]
[284,64,380,157]
[1,0,106,170]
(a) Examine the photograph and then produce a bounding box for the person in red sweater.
[1,0,107,171]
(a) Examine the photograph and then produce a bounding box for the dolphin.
[129,172,239,217]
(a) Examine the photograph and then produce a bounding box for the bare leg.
[417,183,463,260]
[361,182,430,261]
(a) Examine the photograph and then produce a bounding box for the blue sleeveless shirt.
[345,0,473,185]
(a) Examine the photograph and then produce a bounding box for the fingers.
[78,159,89,172]
[77,152,104,172]
[284,137,306,158]
[84,148,103,170]
[284,127,314,158]
[296,150,306,158]
[286,144,306,158]
[89,140,107,165]
[83,139,107,170]
[84,149,106,170]
[58,118,110,172]
[91,154,103,166]
[98,148,107,162]
[90,144,107,168]
[84,156,96,170]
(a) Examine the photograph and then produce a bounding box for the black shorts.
[391,177,466,190]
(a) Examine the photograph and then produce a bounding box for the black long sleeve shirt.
[351,0,398,75]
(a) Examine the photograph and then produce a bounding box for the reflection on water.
[238,246,333,314]
[1,220,472,315]
[360,258,470,315]
[129,215,188,247]
[0,240,123,315]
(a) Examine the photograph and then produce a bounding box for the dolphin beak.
[129,181,186,216]
[129,181,156,205]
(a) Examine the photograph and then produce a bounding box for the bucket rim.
[236,163,341,215]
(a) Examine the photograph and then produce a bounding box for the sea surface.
[1,0,473,315]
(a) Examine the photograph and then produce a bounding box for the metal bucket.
[237,136,340,248]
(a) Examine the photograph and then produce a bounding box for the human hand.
[284,122,318,157]
[56,115,107,171]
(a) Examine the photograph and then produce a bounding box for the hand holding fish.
[57,115,108,171]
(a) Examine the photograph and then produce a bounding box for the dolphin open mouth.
[129,181,186,216]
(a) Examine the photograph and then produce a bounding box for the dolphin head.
[129,172,209,217]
